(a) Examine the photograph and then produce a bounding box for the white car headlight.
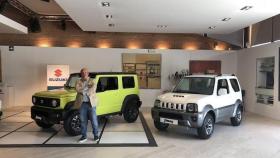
[187,103,198,112]
[52,99,58,107]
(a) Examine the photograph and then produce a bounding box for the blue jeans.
[79,102,99,138]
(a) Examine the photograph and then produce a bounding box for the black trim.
[97,117,108,144]
[139,112,157,147]
[31,106,64,124]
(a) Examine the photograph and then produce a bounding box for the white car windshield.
[173,77,215,95]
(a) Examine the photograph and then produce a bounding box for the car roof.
[70,72,137,77]
[185,74,236,78]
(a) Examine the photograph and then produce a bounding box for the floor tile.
[107,115,141,123]
[0,132,53,144]
[0,132,9,137]
[0,116,33,123]
[46,131,98,144]
[104,123,144,132]
[0,122,27,132]
[17,122,61,132]
[99,132,148,144]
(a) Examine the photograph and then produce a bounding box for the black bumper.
[31,106,64,124]
[151,107,204,128]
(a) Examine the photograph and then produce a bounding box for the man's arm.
[75,80,84,94]
[87,79,96,95]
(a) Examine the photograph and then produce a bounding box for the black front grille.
[33,97,60,108]
[159,112,183,120]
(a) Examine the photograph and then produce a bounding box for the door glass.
[97,77,118,92]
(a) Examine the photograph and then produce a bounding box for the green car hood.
[33,88,77,98]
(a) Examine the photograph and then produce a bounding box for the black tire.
[63,110,81,136]
[231,106,242,126]
[35,121,54,129]
[197,114,214,139]
[123,99,139,123]
[154,120,169,131]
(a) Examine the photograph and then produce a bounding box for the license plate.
[35,115,42,120]
[160,117,178,125]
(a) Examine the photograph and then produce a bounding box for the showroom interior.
[0,0,280,157]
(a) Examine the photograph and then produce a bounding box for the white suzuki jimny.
[151,74,243,139]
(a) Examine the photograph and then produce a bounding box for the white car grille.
[160,101,187,111]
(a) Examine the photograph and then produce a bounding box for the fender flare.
[232,99,243,117]
[121,94,141,113]
[202,104,216,123]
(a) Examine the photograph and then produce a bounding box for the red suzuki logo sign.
[47,65,69,87]
[54,69,62,77]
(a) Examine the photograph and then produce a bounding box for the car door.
[215,78,233,120]
[96,75,120,115]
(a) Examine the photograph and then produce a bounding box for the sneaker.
[78,136,87,143]
[93,136,99,141]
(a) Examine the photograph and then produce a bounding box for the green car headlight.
[187,103,198,112]
[52,99,58,107]
[32,96,36,104]
[154,99,161,107]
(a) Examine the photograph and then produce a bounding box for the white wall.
[0,46,237,107]
[237,42,280,120]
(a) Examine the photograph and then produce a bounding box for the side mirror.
[218,88,227,96]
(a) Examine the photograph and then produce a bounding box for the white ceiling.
[55,0,280,34]
[17,0,66,15]
[0,15,27,34]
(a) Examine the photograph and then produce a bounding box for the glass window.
[173,77,215,95]
[122,76,135,89]
[97,77,118,92]
[230,79,240,92]
[217,79,229,94]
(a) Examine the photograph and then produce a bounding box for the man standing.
[74,68,99,143]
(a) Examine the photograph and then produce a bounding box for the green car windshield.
[173,77,215,95]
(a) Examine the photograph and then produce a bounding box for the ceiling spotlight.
[208,26,216,30]
[101,2,110,7]
[157,25,167,28]
[108,23,115,27]
[240,6,253,11]
[222,18,231,22]
[105,14,113,19]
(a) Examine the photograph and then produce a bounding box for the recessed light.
[101,2,110,7]
[222,18,231,22]
[208,26,216,30]
[157,25,167,28]
[105,15,113,19]
[108,23,115,27]
[240,6,253,11]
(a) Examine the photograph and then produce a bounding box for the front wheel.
[123,99,139,123]
[197,114,214,139]
[154,121,169,131]
[64,110,81,136]
[35,121,54,129]
[231,107,243,126]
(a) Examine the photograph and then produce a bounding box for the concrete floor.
[1,106,280,158]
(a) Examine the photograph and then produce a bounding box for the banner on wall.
[47,65,69,90]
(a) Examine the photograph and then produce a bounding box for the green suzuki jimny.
[31,72,142,136]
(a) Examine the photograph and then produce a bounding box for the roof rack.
[217,74,235,76]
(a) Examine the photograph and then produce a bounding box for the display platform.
[0,109,157,148]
